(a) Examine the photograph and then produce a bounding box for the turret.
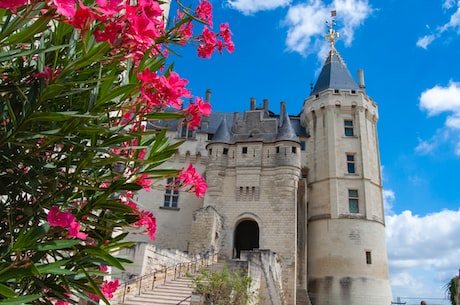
[301,12,392,305]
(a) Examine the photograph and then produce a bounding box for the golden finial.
[325,10,339,48]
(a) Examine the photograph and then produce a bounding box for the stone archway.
[234,220,259,258]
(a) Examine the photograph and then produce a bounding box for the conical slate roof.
[210,115,233,144]
[276,102,299,142]
[310,47,359,96]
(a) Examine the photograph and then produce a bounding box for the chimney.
[205,88,211,103]
[263,98,269,113]
[358,69,365,89]
[250,97,256,110]
[233,112,239,126]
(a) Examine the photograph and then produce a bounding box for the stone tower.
[300,16,392,305]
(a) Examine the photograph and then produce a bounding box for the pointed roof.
[276,102,299,142]
[310,12,360,96]
[209,115,233,144]
[310,47,359,96]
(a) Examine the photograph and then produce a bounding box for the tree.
[446,275,459,305]
[189,265,257,305]
[0,0,233,304]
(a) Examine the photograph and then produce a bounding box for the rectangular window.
[348,189,359,213]
[164,178,179,208]
[346,154,356,174]
[300,141,306,151]
[242,147,248,154]
[180,125,194,139]
[292,146,297,153]
[344,120,354,136]
[223,148,228,155]
[366,251,372,264]
[276,147,280,154]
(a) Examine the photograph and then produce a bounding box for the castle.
[129,19,393,305]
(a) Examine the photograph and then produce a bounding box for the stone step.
[118,277,194,305]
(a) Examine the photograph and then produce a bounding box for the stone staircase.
[116,276,194,305]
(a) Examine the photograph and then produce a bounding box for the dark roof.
[276,103,299,142]
[147,108,309,139]
[311,47,359,96]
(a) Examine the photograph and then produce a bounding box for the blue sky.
[170,0,460,302]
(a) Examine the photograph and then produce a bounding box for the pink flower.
[182,96,211,129]
[120,191,138,210]
[53,0,76,18]
[0,0,27,9]
[135,173,151,192]
[195,0,213,27]
[94,0,123,16]
[177,164,208,198]
[67,221,88,240]
[65,1,96,31]
[133,210,156,240]
[138,69,191,110]
[99,265,108,273]
[101,279,119,299]
[34,66,61,85]
[47,206,75,227]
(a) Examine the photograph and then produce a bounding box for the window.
[346,154,356,174]
[344,120,354,136]
[180,125,194,139]
[276,147,280,154]
[242,147,248,154]
[164,178,179,208]
[223,148,228,155]
[365,251,372,264]
[300,141,306,151]
[348,189,359,213]
[292,146,297,153]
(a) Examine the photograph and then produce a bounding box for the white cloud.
[383,189,395,215]
[415,137,437,155]
[226,0,292,15]
[386,208,460,299]
[283,0,372,55]
[416,34,436,49]
[418,81,460,155]
[417,1,460,48]
[443,0,456,9]
[419,81,460,116]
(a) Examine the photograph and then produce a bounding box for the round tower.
[300,15,392,305]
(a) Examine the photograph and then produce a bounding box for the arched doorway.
[234,220,259,258]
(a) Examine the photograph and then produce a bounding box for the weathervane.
[325,10,339,48]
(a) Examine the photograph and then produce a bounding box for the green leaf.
[3,16,51,45]
[12,225,47,251]
[36,260,73,275]
[0,283,16,298]
[81,247,125,270]
[144,112,184,120]
[29,239,81,251]
[0,294,41,305]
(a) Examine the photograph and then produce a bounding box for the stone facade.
[129,45,392,305]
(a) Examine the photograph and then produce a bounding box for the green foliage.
[189,265,257,305]
[446,276,459,305]
[0,2,200,304]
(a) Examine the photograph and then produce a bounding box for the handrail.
[176,295,192,304]
[113,253,218,304]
